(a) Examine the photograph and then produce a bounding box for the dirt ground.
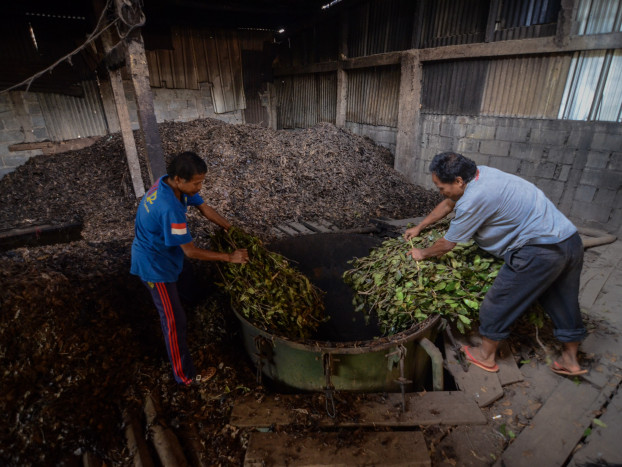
[0,119,447,465]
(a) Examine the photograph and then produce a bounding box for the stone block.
[0,167,15,179]
[427,135,454,152]
[465,124,495,140]
[480,140,510,156]
[574,185,596,202]
[586,151,611,169]
[558,164,571,182]
[517,160,538,178]
[594,188,617,206]
[1,118,21,131]
[570,200,611,224]
[510,142,544,161]
[529,128,569,146]
[464,152,489,166]
[495,125,530,143]
[440,122,466,138]
[33,128,49,140]
[566,129,594,149]
[0,130,25,143]
[457,138,479,153]
[608,152,622,170]
[1,153,31,168]
[30,115,46,128]
[489,155,520,173]
[536,161,557,179]
[538,179,565,204]
[547,147,576,164]
[592,132,622,151]
[580,169,621,190]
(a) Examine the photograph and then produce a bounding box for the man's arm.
[404,198,456,240]
[196,203,231,230]
[408,238,456,261]
[181,241,248,263]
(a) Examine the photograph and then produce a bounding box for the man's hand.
[404,226,422,241]
[408,247,426,261]
[229,249,249,264]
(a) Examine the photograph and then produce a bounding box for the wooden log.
[144,394,188,467]
[9,137,100,155]
[123,411,155,467]
[0,222,83,251]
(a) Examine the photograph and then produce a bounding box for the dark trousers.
[142,263,200,385]
[479,232,586,343]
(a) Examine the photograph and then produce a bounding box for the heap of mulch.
[0,119,441,465]
[0,118,441,243]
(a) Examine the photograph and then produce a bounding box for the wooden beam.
[125,31,167,184]
[395,50,422,180]
[9,137,101,155]
[0,222,83,251]
[418,32,622,62]
[273,31,622,78]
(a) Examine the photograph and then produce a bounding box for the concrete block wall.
[345,122,397,154]
[0,93,47,178]
[414,114,622,235]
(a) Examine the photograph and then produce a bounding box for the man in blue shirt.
[131,151,249,386]
[405,152,587,377]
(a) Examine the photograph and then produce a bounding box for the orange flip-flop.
[462,345,499,373]
[550,361,588,376]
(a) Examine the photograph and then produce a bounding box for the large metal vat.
[235,233,441,393]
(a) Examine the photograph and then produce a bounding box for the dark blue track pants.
[479,232,586,343]
[143,279,196,385]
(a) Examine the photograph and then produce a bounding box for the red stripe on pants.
[156,283,191,384]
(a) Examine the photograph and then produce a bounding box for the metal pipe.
[419,337,444,392]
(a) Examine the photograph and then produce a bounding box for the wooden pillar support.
[125,33,166,184]
[335,11,349,128]
[395,50,422,181]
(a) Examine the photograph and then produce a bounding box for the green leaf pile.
[210,227,325,340]
[343,225,503,335]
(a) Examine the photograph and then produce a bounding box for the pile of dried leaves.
[0,119,441,465]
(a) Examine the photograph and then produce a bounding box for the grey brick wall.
[413,114,622,235]
[345,122,397,154]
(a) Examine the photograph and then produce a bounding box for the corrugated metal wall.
[146,27,245,113]
[38,81,108,141]
[559,49,622,121]
[418,0,489,48]
[573,0,622,35]
[491,0,561,41]
[348,0,416,57]
[275,73,336,129]
[346,66,400,126]
[422,60,490,115]
[481,54,571,118]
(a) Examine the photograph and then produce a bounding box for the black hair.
[429,152,477,183]
[167,151,207,181]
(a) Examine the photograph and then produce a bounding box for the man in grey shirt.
[405,152,587,376]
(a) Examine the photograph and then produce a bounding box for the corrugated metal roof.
[574,0,622,35]
[481,54,571,118]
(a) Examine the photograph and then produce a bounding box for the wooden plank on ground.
[275,224,298,236]
[494,341,523,386]
[287,222,315,235]
[372,217,424,228]
[444,339,504,407]
[301,220,331,233]
[230,392,486,428]
[501,375,620,467]
[244,431,431,467]
[568,383,622,466]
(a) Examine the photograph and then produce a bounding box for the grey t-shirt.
[444,166,577,258]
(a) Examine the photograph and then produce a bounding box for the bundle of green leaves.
[210,227,325,340]
[343,225,503,335]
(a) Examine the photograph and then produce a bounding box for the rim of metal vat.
[232,307,441,354]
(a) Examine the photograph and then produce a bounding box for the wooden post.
[395,50,422,182]
[100,29,145,198]
[556,0,576,47]
[125,33,166,184]
[485,0,501,43]
[335,12,348,128]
